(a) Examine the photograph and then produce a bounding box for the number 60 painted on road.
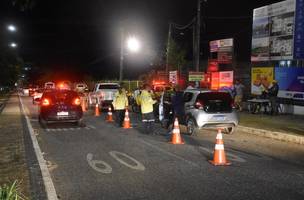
[87,151,145,174]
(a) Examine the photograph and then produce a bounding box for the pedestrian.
[169,85,185,131]
[233,79,245,111]
[267,80,279,115]
[138,84,156,134]
[112,87,128,127]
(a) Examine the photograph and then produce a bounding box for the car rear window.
[98,84,119,89]
[42,90,79,103]
[196,92,232,113]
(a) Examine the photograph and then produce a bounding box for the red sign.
[207,59,219,72]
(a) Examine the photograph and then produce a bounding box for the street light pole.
[119,28,124,82]
[195,0,201,72]
[166,23,172,75]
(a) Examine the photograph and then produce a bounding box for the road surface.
[19,95,304,200]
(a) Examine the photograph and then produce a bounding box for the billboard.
[251,0,304,61]
[210,71,234,90]
[251,67,274,95]
[275,67,304,100]
[188,72,205,81]
[169,71,178,85]
[209,38,233,64]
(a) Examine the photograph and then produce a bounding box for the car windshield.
[98,84,119,90]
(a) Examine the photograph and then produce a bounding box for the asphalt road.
[20,95,304,200]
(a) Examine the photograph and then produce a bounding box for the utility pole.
[166,23,172,75]
[195,0,202,72]
[119,27,124,82]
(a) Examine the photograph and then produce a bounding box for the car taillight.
[41,98,50,106]
[194,101,204,109]
[73,97,81,106]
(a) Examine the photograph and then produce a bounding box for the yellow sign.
[251,67,274,95]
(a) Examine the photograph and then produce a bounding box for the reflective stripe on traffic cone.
[123,109,131,129]
[95,103,100,117]
[106,106,114,122]
[209,129,231,166]
[169,118,184,144]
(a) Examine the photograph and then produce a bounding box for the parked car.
[22,87,30,96]
[88,83,120,109]
[38,89,83,127]
[44,82,56,89]
[74,82,88,93]
[183,89,239,135]
[32,88,44,104]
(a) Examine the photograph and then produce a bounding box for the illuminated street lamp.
[7,25,17,32]
[119,29,141,82]
[9,42,17,48]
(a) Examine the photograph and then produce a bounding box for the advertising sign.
[169,71,178,85]
[294,0,304,59]
[219,71,234,88]
[275,67,304,100]
[210,71,234,90]
[207,59,219,72]
[251,67,274,95]
[209,38,233,64]
[188,72,205,81]
[251,0,302,61]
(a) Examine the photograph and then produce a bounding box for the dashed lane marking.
[44,126,96,132]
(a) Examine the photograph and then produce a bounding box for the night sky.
[0,0,283,81]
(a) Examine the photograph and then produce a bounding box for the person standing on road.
[139,84,156,134]
[267,80,279,115]
[171,85,185,125]
[233,79,245,111]
[112,87,129,127]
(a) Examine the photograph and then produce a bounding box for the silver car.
[184,89,239,135]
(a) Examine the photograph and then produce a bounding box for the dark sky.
[0,0,283,80]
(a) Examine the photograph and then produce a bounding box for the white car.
[32,88,44,104]
[88,83,120,108]
[22,87,30,96]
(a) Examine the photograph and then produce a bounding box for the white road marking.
[86,153,112,174]
[85,127,90,130]
[88,125,96,129]
[199,146,246,163]
[141,140,200,168]
[30,119,38,122]
[109,151,145,171]
[19,96,58,200]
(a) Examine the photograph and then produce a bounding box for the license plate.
[214,116,225,121]
[57,111,69,116]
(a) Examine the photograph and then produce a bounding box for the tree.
[0,49,22,86]
[11,0,35,11]
[167,38,187,71]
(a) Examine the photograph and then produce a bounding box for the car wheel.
[39,115,47,128]
[224,127,235,134]
[187,118,199,136]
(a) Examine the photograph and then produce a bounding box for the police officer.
[139,84,156,134]
[112,87,129,127]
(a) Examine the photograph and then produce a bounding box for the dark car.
[38,89,83,127]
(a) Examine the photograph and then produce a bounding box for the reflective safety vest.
[112,91,128,110]
[139,90,156,114]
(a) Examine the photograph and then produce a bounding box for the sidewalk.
[238,111,304,144]
[0,94,31,198]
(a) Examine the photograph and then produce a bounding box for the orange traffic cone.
[209,129,231,166]
[81,98,87,112]
[106,106,114,122]
[123,109,131,129]
[169,118,184,144]
[95,103,100,117]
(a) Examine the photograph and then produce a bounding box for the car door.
[183,92,195,113]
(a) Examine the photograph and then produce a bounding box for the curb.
[19,95,59,200]
[238,125,304,145]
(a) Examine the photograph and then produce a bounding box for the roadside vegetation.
[0,180,27,200]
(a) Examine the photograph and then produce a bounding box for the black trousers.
[115,109,125,127]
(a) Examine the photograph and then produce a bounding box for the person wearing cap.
[267,80,279,115]
[112,86,129,127]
